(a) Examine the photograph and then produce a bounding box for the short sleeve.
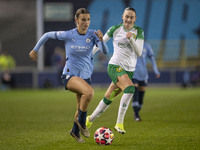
[136,28,144,40]
[107,25,122,38]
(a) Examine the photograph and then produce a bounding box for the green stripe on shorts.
[107,64,134,84]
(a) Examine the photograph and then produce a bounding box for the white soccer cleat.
[135,117,142,122]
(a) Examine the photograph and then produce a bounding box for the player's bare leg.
[67,77,94,111]
[67,76,93,140]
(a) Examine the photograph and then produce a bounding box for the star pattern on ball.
[94,127,114,145]
[98,132,104,141]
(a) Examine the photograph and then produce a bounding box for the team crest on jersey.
[86,38,91,43]
[132,33,136,39]
[116,66,123,72]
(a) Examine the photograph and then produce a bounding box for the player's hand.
[95,30,103,41]
[126,32,133,39]
[29,50,38,61]
[156,74,160,78]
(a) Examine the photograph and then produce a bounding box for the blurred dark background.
[0,0,200,88]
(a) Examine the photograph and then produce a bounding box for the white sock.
[89,99,109,122]
[116,93,133,124]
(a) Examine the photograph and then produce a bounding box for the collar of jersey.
[76,28,87,35]
[123,24,135,32]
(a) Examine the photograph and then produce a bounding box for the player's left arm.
[128,28,144,57]
[150,56,160,78]
[148,45,160,78]
[129,37,144,57]
[149,56,160,78]
[94,30,109,55]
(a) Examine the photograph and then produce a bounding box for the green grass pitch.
[0,87,200,150]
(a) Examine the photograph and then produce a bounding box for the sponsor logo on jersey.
[116,66,123,72]
[118,42,132,49]
[71,45,90,51]
[116,35,122,37]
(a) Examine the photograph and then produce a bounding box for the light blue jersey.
[133,43,159,81]
[33,28,108,79]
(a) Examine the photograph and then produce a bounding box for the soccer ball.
[94,127,114,145]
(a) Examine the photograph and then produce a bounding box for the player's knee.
[123,85,135,94]
[85,87,94,102]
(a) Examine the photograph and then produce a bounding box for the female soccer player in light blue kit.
[86,7,144,134]
[29,8,108,143]
[132,42,160,121]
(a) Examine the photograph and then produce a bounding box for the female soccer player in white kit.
[86,7,144,134]
[29,8,108,143]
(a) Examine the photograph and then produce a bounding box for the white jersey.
[107,24,144,71]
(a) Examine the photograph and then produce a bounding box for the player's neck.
[77,27,87,35]
[123,24,134,31]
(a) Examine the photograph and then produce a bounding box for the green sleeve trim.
[107,24,122,37]
[134,25,144,40]
[103,97,113,105]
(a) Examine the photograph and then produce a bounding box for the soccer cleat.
[69,129,85,143]
[76,118,90,138]
[134,114,142,122]
[86,116,93,129]
[135,117,142,122]
[114,123,126,134]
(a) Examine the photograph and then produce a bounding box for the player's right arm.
[29,50,38,61]
[33,32,58,52]
[29,31,57,61]
[147,44,160,78]
[29,31,68,61]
